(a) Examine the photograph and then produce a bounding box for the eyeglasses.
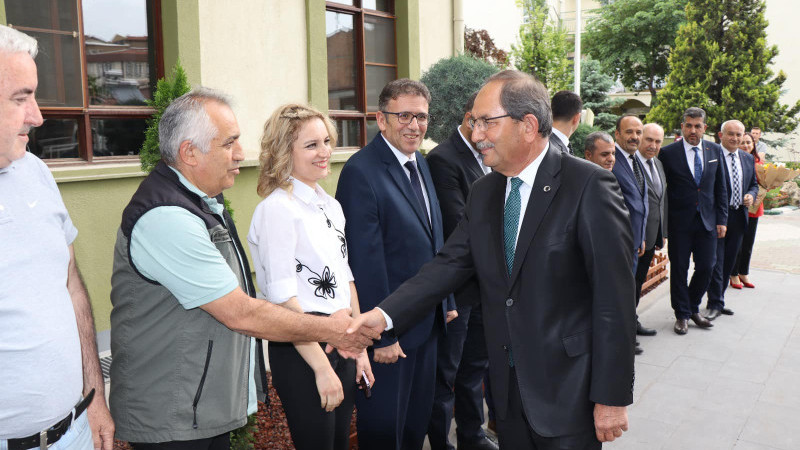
[468,114,511,131]
[382,111,431,125]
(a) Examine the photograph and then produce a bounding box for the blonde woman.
[247,104,374,450]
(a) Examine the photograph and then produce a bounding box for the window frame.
[9,0,164,166]
[325,0,396,150]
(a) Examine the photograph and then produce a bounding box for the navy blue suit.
[612,146,649,272]
[659,140,728,319]
[707,148,758,311]
[336,133,453,450]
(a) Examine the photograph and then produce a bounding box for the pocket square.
[708,159,718,163]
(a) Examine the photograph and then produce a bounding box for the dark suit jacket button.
[506,298,514,306]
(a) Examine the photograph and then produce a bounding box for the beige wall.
[765,0,800,106]
[419,1,455,74]
[197,0,309,161]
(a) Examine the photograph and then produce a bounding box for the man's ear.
[177,140,197,167]
[571,112,581,127]
[376,111,387,133]
[522,114,539,143]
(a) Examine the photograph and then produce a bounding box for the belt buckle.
[39,430,48,450]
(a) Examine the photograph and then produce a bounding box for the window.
[6,0,163,163]
[326,1,396,149]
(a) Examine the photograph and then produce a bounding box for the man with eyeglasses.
[348,70,637,449]
[336,78,455,450]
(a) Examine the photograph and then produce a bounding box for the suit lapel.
[453,132,486,181]
[485,173,508,283]
[417,154,439,240]
[377,136,433,238]
[509,148,561,283]
[655,158,667,200]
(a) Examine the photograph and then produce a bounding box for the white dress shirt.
[723,147,744,204]
[383,134,432,224]
[505,143,549,248]
[247,178,354,314]
[636,151,662,189]
[458,126,491,174]
[616,144,638,173]
[682,139,707,177]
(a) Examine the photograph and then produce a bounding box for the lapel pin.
[543,186,551,192]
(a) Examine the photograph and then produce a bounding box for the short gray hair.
[159,87,233,165]
[720,119,744,133]
[682,107,707,124]
[485,70,552,138]
[0,25,38,57]
[584,131,614,154]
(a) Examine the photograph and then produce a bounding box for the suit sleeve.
[714,149,729,226]
[745,154,759,199]
[379,194,478,334]
[577,169,636,406]
[336,162,396,348]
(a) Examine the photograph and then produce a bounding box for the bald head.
[638,123,664,160]
[718,120,745,152]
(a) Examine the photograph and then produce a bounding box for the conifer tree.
[646,0,800,136]
[139,62,191,173]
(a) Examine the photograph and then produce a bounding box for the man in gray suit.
[635,123,667,337]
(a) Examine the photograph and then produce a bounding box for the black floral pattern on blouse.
[295,260,338,300]
[320,208,348,258]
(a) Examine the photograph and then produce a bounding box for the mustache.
[476,141,494,150]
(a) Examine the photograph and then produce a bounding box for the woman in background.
[730,131,762,289]
[247,104,374,450]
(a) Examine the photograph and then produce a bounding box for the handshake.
[325,308,390,359]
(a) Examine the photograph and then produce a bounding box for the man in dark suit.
[349,70,636,449]
[336,79,455,450]
[634,123,667,337]
[658,107,728,335]
[705,120,758,320]
[426,93,497,450]
[613,115,649,271]
[549,90,582,155]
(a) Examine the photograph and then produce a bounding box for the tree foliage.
[511,0,572,92]
[580,57,621,132]
[584,0,688,99]
[139,61,191,173]
[421,55,499,143]
[464,27,509,68]
[646,0,800,135]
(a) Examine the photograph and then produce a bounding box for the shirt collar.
[616,143,636,158]
[682,139,705,153]
[723,146,739,156]
[382,134,416,166]
[551,128,570,147]
[289,177,325,207]
[168,165,224,215]
[636,150,651,162]
[457,125,484,162]
[511,143,549,187]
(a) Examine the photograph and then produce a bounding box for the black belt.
[7,389,95,450]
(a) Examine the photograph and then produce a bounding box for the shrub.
[568,123,602,159]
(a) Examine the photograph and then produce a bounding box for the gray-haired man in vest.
[109,89,380,448]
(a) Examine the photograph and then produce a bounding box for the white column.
[453,0,464,55]
[574,0,582,95]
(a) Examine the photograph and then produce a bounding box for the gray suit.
[635,154,667,305]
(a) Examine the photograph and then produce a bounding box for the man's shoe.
[674,319,688,335]
[720,307,734,315]
[691,313,714,328]
[637,321,657,336]
[705,308,722,321]
[458,436,500,450]
[635,343,644,355]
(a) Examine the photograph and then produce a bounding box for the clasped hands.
[324,308,387,359]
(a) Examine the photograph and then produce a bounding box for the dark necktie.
[567,142,575,155]
[404,161,430,226]
[729,152,741,207]
[630,154,644,193]
[647,159,662,194]
[503,177,523,275]
[692,146,703,186]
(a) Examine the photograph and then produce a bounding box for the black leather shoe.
[705,308,722,321]
[635,343,643,355]
[674,319,688,335]
[458,436,500,450]
[691,313,714,328]
[720,307,734,315]
[637,321,657,336]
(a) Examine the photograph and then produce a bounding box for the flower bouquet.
[751,163,800,213]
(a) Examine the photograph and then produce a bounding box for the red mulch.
[113,372,357,450]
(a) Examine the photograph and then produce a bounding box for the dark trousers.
[485,370,496,422]
[428,304,490,449]
[733,216,759,276]
[635,247,657,306]
[131,433,230,450]
[495,370,600,450]
[707,209,747,310]
[668,214,717,319]
[356,330,438,450]
[269,341,356,450]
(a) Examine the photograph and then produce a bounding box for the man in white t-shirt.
[0,25,114,450]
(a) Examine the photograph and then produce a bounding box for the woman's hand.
[355,349,375,388]
[314,365,344,412]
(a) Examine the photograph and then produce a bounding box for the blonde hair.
[257,104,338,197]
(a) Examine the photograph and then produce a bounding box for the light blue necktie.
[692,146,703,186]
[503,177,523,275]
